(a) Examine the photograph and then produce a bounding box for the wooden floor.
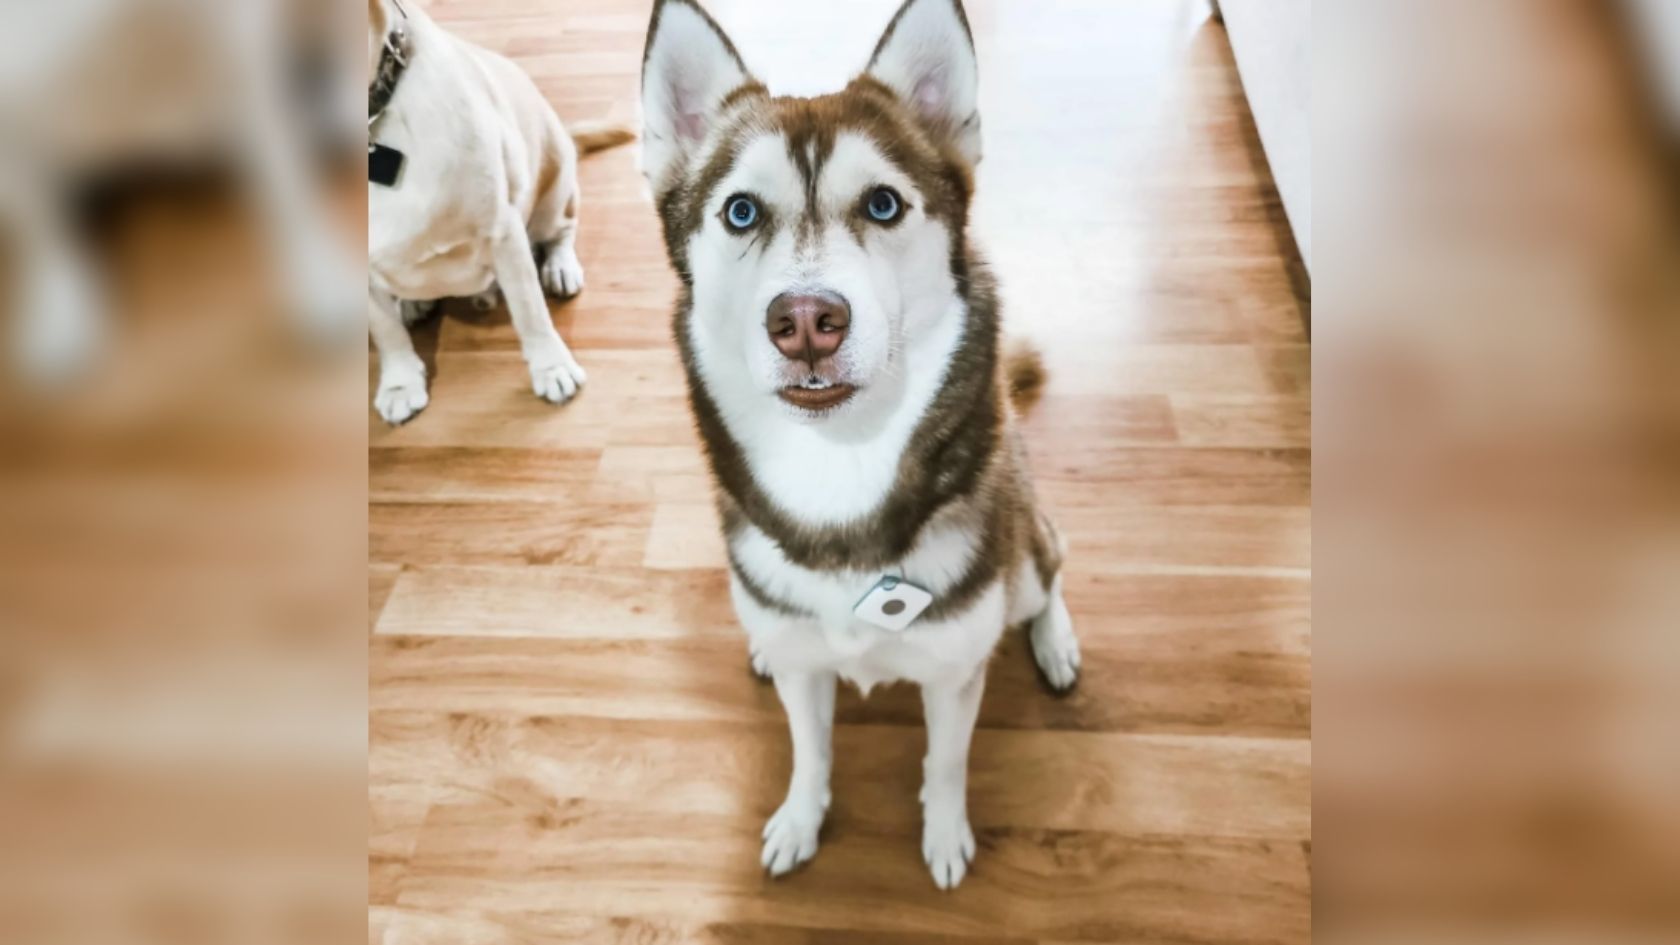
[369,1,1311,942]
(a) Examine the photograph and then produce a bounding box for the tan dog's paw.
[540,246,586,299]
[17,283,102,386]
[375,377,429,425]
[529,356,586,404]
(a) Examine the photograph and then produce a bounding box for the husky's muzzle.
[767,290,857,412]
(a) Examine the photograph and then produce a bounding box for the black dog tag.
[369,144,406,187]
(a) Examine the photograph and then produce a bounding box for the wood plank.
[372,908,1042,945]
[644,502,728,570]
[369,501,652,568]
[1169,396,1312,448]
[1034,447,1310,507]
[371,446,604,502]
[390,802,1309,945]
[371,563,403,634]
[371,570,1309,737]
[370,351,697,450]
[374,565,739,639]
[369,712,1310,841]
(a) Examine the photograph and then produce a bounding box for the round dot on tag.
[882,599,906,616]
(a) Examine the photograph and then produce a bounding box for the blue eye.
[866,187,902,223]
[724,195,759,230]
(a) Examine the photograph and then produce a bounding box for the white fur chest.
[729,520,1008,692]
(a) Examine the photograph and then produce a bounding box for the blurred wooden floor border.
[370,1,1311,942]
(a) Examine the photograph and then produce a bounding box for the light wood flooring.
[370,1,1311,942]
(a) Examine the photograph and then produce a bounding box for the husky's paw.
[528,355,586,404]
[375,369,429,425]
[748,647,772,681]
[400,299,440,325]
[921,801,976,890]
[1030,606,1082,693]
[761,790,827,876]
[540,246,585,299]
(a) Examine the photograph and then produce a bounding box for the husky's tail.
[1004,337,1048,414]
[569,120,638,154]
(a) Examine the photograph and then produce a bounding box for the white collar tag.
[852,575,934,632]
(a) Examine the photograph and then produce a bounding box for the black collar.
[368,1,412,129]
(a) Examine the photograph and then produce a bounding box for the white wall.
[1219,0,1312,273]
[1627,0,1680,135]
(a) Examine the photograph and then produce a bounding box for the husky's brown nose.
[766,291,849,366]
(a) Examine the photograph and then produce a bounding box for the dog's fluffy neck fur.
[677,254,1004,573]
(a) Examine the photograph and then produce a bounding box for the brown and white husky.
[640,0,1082,889]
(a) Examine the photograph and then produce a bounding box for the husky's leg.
[1022,512,1081,692]
[1030,574,1082,692]
[490,209,585,403]
[761,668,836,876]
[920,663,985,890]
[729,573,833,873]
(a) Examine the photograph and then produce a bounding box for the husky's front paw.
[748,646,772,681]
[761,790,827,876]
[540,246,585,299]
[921,801,976,890]
[528,355,586,404]
[1030,600,1082,693]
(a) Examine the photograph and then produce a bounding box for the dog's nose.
[766,291,850,365]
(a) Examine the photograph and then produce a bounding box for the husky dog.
[366,0,633,424]
[640,0,1082,890]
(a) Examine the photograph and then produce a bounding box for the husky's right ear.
[867,0,981,166]
[641,0,752,192]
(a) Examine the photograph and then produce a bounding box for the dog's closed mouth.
[778,383,857,412]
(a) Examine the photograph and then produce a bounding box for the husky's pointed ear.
[641,0,752,191]
[866,0,981,165]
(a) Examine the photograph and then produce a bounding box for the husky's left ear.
[866,0,981,165]
[641,0,753,193]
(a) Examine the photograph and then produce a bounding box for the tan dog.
[366,0,632,424]
[2,0,359,383]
